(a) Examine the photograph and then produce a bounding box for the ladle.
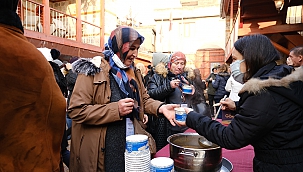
[198,95,227,147]
[198,137,213,147]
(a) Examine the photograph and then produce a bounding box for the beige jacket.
[68,57,162,172]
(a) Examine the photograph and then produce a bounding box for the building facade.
[153,0,226,79]
[221,0,303,63]
[19,0,106,58]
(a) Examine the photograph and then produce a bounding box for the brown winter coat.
[0,24,66,171]
[68,57,162,172]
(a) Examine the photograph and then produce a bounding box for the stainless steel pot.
[167,133,222,172]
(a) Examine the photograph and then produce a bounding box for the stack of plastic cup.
[150,157,174,172]
[125,134,150,172]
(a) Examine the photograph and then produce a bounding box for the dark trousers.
[208,94,215,116]
[61,129,70,168]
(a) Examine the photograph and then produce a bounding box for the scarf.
[103,26,145,119]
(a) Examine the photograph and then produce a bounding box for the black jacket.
[212,72,230,100]
[186,63,303,171]
[65,69,77,106]
[49,61,68,98]
[147,63,194,104]
[206,73,217,95]
[147,72,174,102]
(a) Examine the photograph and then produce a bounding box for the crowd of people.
[1,1,303,172]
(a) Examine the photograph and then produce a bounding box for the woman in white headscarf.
[68,26,178,172]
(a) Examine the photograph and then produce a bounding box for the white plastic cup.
[182,84,192,94]
[150,157,174,172]
[175,107,187,122]
[125,134,148,153]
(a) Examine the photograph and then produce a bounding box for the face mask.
[230,59,245,84]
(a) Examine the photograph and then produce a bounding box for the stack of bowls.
[125,134,150,172]
[150,157,174,172]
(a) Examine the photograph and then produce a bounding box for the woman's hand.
[180,76,189,85]
[220,98,236,111]
[143,114,148,124]
[170,79,180,88]
[175,107,193,126]
[65,63,73,70]
[118,98,134,116]
[159,104,180,126]
[180,76,195,95]
[184,107,193,114]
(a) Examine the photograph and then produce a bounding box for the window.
[181,22,195,37]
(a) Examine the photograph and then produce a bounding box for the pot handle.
[179,150,199,157]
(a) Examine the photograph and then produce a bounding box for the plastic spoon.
[213,95,227,120]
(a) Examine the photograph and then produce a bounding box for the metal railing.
[81,20,101,47]
[20,0,44,33]
[286,5,303,36]
[18,0,102,46]
[50,8,77,39]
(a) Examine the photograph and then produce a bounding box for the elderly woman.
[68,26,178,172]
[179,34,303,171]
[147,51,195,150]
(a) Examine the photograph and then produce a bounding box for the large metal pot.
[167,133,222,172]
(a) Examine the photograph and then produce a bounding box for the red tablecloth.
[154,129,254,172]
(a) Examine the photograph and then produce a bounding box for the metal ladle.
[198,95,228,147]
[198,137,213,147]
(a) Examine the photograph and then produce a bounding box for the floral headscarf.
[103,26,144,102]
[167,51,186,69]
[104,26,144,62]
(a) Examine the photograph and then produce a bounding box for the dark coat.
[65,69,77,106]
[212,72,230,99]
[190,73,206,105]
[147,72,174,102]
[186,63,303,171]
[206,73,216,95]
[144,68,154,87]
[49,61,68,98]
[187,70,210,117]
[147,63,194,104]
[66,69,77,92]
